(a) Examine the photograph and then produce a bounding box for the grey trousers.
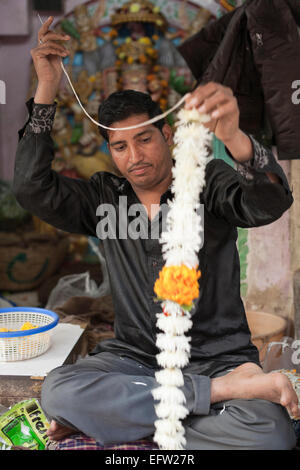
[41,352,297,450]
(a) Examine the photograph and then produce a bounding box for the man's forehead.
[108,114,156,142]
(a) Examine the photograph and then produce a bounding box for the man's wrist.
[34,82,58,105]
[223,129,253,163]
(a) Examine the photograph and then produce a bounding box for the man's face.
[107,114,173,191]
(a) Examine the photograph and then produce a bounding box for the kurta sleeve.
[13,98,101,236]
[203,134,293,228]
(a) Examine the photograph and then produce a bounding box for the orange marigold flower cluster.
[154,265,201,306]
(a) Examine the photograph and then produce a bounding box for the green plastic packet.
[0,399,50,450]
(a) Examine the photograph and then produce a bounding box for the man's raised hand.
[184,82,240,145]
[185,82,254,163]
[31,16,70,104]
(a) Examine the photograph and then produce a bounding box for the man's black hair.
[97,89,166,142]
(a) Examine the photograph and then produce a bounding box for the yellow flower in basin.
[20,322,37,331]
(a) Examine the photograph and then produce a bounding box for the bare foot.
[46,419,77,441]
[211,362,300,419]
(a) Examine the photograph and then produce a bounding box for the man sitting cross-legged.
[13,17,299,449]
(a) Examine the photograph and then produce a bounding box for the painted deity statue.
[49,0,212,182]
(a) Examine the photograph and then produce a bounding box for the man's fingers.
[32,44,69,59]
[38,16,54,42]
[185,83,218,109]
[198,93,231,115]
[39,31,70,45]
[38,40,69,53]
[37,16,70,46]
[185,82,233,110]
[210,100,238,120]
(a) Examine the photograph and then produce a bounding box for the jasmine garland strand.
[152,108,213,450]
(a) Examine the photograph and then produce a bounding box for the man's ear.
[162,123,174,146]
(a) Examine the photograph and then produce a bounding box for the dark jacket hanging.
[177,0,300,160]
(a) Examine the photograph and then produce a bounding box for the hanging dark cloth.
[177,0,300,160]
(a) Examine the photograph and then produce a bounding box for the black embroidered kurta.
[13,99,293,375]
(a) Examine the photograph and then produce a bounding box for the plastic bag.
[46,238,110,310]
[0,399,49,450]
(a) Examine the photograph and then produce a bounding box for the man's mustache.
[128,163,152,172]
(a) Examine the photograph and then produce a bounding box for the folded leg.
[184,398,296,450]
[41,352,210,445]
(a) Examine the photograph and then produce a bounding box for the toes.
[289,398,300,418]
[48,419,58,432]
[278,380,300,417]
[46,419,75,441]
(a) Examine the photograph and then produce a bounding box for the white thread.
[37,14,188,132]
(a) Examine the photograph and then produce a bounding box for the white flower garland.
[152,108,213,450]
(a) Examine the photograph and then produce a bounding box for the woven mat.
[49,433,158,450]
